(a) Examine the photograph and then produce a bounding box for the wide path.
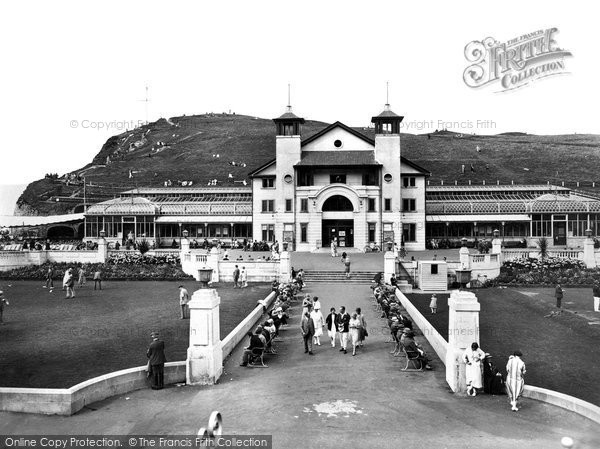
[1,282,599,448]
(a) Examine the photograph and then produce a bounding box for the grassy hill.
[15,113,600,215]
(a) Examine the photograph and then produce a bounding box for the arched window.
[322,195,354,212]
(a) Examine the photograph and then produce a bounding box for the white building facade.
[250,104,430,251]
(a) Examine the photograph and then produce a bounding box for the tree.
[138,239,150,255]
[537,237,549,263]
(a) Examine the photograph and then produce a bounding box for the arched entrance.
[321,195,354,248]
[47,225,75,239]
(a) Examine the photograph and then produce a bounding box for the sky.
[0,0,598,188]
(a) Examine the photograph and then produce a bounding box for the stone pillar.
[207,247,220,283]
[181,237,190,254]
[583,238,596,268]
[445,290,480,394]
[459,246,470,269]
[279,251,291,282]
[186,288,223,385]
[97,237,108,263]
[384,251,396,284]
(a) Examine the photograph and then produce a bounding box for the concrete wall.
[221,291,277,358]
[394,288,448,362]
[218,261,279,282]
[0,250,103,271]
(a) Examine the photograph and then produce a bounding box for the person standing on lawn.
[240,266,248,288]
[44,265,54,289]
[233,265,240,288]
[0,291,9,324]
[179,285,190,319]
[94,269,103,290]
[555,283,563,309]
[506,351,526,411]
[65,268,75,299]
[146,331,166,390]
[77,266,86,288]
[593,281,600,312]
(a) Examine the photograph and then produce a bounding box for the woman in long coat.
[463,342,485,396]
[506,351,526,411]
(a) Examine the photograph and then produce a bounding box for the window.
[330,174,346,184]
[431,264,438,275]
[298,171,314,186]
[403,177,416,187]
[261,200,274,212]
[300,198,308,213]
[531,214,552,237]
[283,174,293,184]
[383,173,393,183]
[261,224,275,241]
[262,178,274,188]
[362,171,378,186]
[334,139,343,148]
[368,223,376,242]
[285,199,292,212]
[403,223,416,242]
[300,223,308,243]
[402,199,416,212]
[384,198,391,212]
[368,198,376,212]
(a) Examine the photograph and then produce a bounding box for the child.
[429,293,437,314]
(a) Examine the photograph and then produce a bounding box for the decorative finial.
[286,83,292,113]
[386,81,389,104]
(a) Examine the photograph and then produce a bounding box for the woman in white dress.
[349,313,362,356]
[463,342,486,396]
[310,305,325,346]
[330,239,337,257]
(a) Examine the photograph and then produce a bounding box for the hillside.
[15,113,600,215]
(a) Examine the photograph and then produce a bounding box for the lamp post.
[178,222,182,249]
[585,228,593,239]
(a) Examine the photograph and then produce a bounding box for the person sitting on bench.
[240,328,265,366]
[401,329,432,370]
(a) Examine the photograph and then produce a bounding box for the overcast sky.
[1,0,598,186]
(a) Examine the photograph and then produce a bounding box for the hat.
[150,331,159,337]
[391,317,399,321]
[485,353,492,358]
[256,325,263,332]
[267,318,274,324]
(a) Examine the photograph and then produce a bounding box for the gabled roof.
[295,151,381,167]
[248,159,276,178]
[301,121,375,147]
[401,157,431,176]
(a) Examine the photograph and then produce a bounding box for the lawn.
[0,280,271,388]
[407,287,600,406]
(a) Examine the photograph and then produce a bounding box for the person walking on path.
[338,306,350,354]
[179,285,190,319]
[555,284,563,309]
[349,313,361,356]
[77,267,86,288]
[429,294,438,314]
[240,266,248,288]
[44,266,54,289]
[506,351,526,411]
[146,331,166,390]
[93,269,103,290]
[300,311,315,355]
[344,256,351,279]
[0,291,9,325]
[356,307,367,347]
[233,265,240,288]
[65,268,75,299]
[62,268,70,291]
[330,239,337,258]
[325,307,339,347]
[463,342,485,396]
[593,281,600,312]
[310,302,325,346]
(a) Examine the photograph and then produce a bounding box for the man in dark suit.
[147,331,166,389]
[325,307,340,348]
[301,311,315,355]
[338,306,351,354]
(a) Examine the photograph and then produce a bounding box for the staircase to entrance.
[302,270,378,283]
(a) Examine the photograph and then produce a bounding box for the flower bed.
[0,260,192,281]
[488,257,599,286]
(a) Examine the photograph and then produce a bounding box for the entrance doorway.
[322,219,354,248]
[553,221,566,246]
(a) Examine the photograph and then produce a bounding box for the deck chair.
[247,347,268,368]
[401,347,424,371]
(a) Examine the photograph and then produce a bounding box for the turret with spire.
[273,84,305,136]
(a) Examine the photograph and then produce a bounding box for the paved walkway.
[1,282,599,448]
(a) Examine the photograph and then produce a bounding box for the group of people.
[300,294,367,356]
[232,265,248,288]
[463,342,527,411]
[43,265,103,298]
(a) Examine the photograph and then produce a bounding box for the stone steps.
[302,271,378,283]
